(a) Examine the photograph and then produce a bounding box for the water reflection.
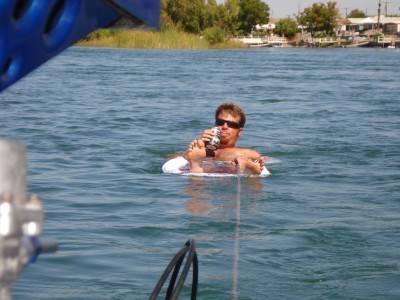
[182,175,267,297]
[183,176,265,215]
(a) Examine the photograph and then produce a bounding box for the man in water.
[163,102,268,175]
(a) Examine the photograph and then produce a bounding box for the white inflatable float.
[162,156,270,177]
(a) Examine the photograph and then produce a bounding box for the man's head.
[214,102,246,149]
[215,102,246,128]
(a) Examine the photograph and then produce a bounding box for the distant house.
[256,16,400,38]
[382,16,400,34]
[344,16,400,34]
[255,23,275,31]
[255,17,279,32]
[346,17,376,32]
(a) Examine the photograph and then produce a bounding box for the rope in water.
[150,238,198,300]
[231,173,242,299]
[151,166,244,299]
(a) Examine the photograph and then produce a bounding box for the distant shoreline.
[77,29,399,50]
[76,29,247,50]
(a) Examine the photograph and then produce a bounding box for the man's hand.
[233,155,265,175]
[198,129,216,144]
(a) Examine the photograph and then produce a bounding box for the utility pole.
[382,1,392,15]
[377,0,381,31]
[342,7,351,18]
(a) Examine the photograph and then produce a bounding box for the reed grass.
[76,29,247,50]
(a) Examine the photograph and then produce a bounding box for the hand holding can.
[205,127,221,150]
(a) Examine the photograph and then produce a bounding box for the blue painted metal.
[109,0,160,29]
[0,0,160,93]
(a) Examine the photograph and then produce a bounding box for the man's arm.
[217,148,265,175]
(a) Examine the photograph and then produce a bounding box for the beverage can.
[205,127,221,150]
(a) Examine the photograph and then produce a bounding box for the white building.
[255,23,275,31]
[344,16,400,34]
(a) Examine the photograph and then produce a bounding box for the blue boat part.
[0,0,160,93]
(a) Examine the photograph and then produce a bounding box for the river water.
[1,46,399,299]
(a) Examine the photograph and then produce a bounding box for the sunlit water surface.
[1,47,399,299]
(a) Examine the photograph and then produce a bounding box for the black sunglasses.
[215,118,241,129]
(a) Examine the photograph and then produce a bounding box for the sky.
[217,1,400,18]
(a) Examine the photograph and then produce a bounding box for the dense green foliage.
[237,0,269,34]
[274,18,298,38]
[162,0,210,33]
[162,0,270,39]
[347,9,367,18]
[298,2,339,37]
[202,26,227,44]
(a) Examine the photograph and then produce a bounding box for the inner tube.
[162,156,270,177]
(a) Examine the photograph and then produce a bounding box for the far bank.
[76,29,247,50]
[77,29,400,50]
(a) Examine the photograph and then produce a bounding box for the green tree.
[203,26,227,44]
[160,0,175,31]
[274,18,298,38]
[298,2,339,37]
[203,1,231,44]
[203,0,219,29]
[237,0,270,35]
[347,9,367,18]
[163,0,207,33]
[216,0,240,34]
